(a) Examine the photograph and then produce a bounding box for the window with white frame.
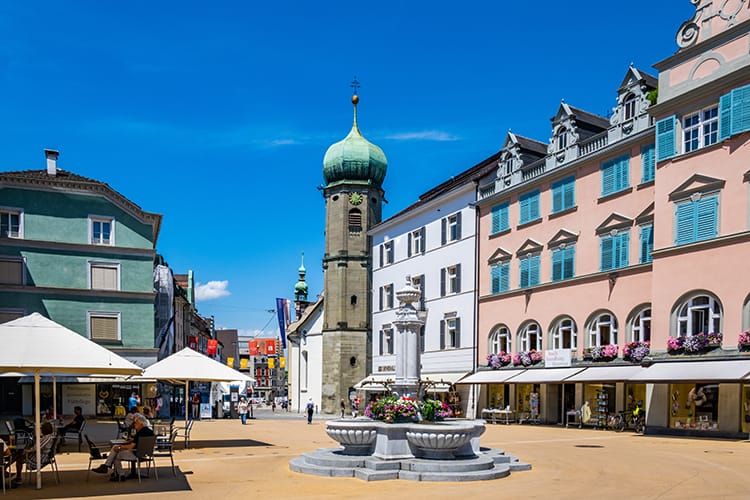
[411,274,425,311]
[0,257,24,285]
[489,325,510,353]
[557,127,567,150]
[90,217,114,245]
[683,106,718,153]
[89,262,120,290]
[88,312,120,341]
[440,264,460,296]
[441,316,461,349]
[631,308,651,342]
[441,213,462,244]
[381,241,394,266]
[588,313,618,347]
[518,322,541,351]
[380,326,394,355]
[379,284,394,310]
[623,94,636,121]
[408,227,425,256]
[676,295,721,337]
[551,318,577,350]
[0,209,22,238]
[447,214,460,241]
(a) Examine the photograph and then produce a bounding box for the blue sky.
[0,1,693,336]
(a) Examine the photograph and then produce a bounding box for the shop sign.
[62,384,96,415]
[249,340,259,356]
[545,349,572,368]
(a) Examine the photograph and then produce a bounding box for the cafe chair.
[24,435,62,485]
[114,418,130,439]
[84,435,108,482]
[153,429,178,476]
[120,435,158,483]
[61,419,86,452]
[174,420,194,449]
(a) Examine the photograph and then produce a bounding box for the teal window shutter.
[656,115,677,161]
[641,144,655,183]
[551,249,563,281]
[519,190,539,224]
[552,183,563,213]
[601,159,615,196]
[491,262,510,293]
[552,176,575,213]
[491,265,501,294]
[719,92,732,140]
[519,258,529,288]
[618,156,630,191]
[617,232,629,268]
[675,202,695,245]
[530,255,540,286]
[730,84,750,136]
[602,156,629,195]
[600,236,614,271]
[696,195,718,241]
[639,225,653,263]
[563,246,575,279]
[491,202,509,234]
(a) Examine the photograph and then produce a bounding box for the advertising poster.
[62,384,96,415]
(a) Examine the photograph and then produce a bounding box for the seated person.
[91,414,154,481]
[11,421,56,487]
[61,406,85,434]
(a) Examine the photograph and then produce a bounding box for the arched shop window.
[675,293,722,337]
[518,322,542,351]
[630,307,652,343]
[588,312,618,347]
[488,325,511,354]
[550,317,577,350]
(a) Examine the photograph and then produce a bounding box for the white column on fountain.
[391,275,424,398]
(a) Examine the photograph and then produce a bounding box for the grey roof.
[514,134,547,156]
[567,105,610,130]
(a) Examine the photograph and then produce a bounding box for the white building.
[367,156,498,417]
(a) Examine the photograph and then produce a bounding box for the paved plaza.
[7,411,750,499]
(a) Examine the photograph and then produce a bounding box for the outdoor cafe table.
[481,409,515,424]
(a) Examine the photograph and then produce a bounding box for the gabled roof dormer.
[548,101,609,166]
[479,130,546,199]
[608,65,657,142]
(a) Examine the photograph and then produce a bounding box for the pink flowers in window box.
[623,341,650,363]
[582,344,618,361]
[486,352,512,369]
[512,350,543,367]
[738,331,750,350]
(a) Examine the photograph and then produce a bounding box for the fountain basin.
[406,422,475,459]
[325,419,378,455]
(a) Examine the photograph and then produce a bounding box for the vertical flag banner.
[279,356,286,369]
[276,298,291,349]
[207,339,218,355]
[240,358,248,370]
[265,340,276,355]
[249,340,259,356]
[268,357,275,369]
[227,357,234,368]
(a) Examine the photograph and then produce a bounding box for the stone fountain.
[290,277,530,481]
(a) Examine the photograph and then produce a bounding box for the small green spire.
[294,252,308,301]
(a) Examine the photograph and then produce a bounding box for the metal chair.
[84,434,108,482]
[61,419,86,452]
[174,420,194,449]
[153,429,178,475]
[120,435,158,483]
[114,418,130,439]
[24,435,61,485]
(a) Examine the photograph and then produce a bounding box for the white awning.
[565,365,647,383]
[630,360,750,382]
[18,376,156,384]
[354,375,392,391]
[456,370,526,384]
[506,367,584,384]
[421,372,468,392]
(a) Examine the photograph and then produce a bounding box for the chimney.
[44,149,59,176]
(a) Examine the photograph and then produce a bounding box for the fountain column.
[391,276,424,398]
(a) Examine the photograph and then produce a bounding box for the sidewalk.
[8,418,750,499]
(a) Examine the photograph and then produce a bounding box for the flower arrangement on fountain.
[623,341,650,363]
[486,351,512,369]
[364,395,453,423]
[512,350,543,367]
[582,344,618,361]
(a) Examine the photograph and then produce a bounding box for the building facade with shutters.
[368,157,496,417]
[0,150,162,415]
[468,3,750,437]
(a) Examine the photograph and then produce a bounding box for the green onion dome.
[322,94,387,188]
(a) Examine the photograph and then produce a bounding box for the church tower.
[320,90,387,413]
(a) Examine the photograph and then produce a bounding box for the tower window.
[623,94,636,120]
[348,209,362,233]
[351,295,357,305]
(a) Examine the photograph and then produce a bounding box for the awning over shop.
[17,376,156,384]
[421,372,468,392]
[565,365,646,383]
[506,367,584,384]
[354,374,392,391]
[630,360,750,382]
[456,370,526,384]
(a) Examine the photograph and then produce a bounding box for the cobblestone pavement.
[7,415,750,499]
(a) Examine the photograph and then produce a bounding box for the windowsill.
[548,206,578,220]
[489,228,511,239]
[597,187,633,204]
[517,218,542,230]
[637,180,655,190]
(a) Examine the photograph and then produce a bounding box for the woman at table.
[11,421,56,487]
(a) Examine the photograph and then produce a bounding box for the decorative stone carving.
[406,424,474,460]
[326,420,378,455]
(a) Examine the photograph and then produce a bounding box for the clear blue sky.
[0,1,693,336]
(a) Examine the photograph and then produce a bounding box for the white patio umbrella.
[141,347,254,421]
[0,313,142,489]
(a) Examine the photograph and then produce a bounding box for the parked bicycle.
[611,403,645,433]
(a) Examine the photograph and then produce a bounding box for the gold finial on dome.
[350,76,361,131]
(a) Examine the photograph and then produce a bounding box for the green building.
[0,150,162,414]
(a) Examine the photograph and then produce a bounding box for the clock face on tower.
[348,192,363,205]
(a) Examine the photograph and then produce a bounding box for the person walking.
[238,397,249,425]
[191,392,201,420]
[306,398,315,424]
[340,399,346,418]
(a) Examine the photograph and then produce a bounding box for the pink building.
[467,3,750,437]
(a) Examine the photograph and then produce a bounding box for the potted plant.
[512,350,543,367]
[667,336,684,353]
[486,352,512,369]
[623,341,650,363]
[738,331,750,351]
[364,395,418,423]
[420,399,453,422]
[583,344,618,361]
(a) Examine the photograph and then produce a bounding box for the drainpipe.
[471,184,480,419]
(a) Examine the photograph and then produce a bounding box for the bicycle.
[611,409,646,433]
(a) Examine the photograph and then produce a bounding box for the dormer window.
[623,94,636,120]
[557,127,567,150]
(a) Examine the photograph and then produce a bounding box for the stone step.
[302,449,367,468]
[509,461,532,472]
[354,468,400,481]
[289,457,354,478]
[402,455,496,473]
[398,464,511,482]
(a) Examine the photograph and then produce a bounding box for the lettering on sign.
[377,366,395,372]
[545,349,572,368]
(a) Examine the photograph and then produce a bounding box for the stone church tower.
[320,93,387,413]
